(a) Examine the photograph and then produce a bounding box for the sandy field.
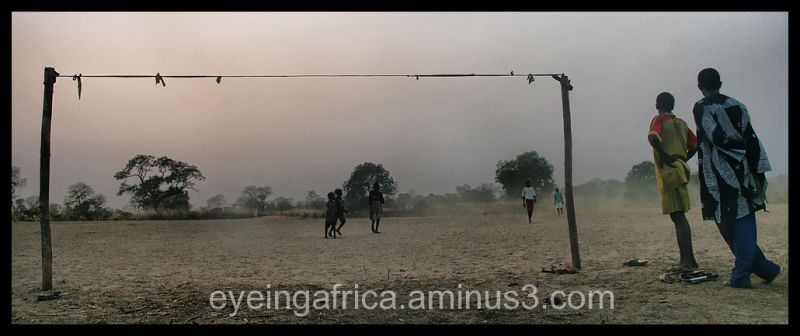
[11,201,789,324]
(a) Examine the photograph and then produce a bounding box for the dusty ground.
[11,201,788,324]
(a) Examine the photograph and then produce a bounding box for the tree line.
[11,151,673,221]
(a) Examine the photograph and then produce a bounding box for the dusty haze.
[11,12,788,209]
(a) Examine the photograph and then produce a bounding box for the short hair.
[327,192,335,199]
[656,92,675,112]
[697,68,722,91]
[334,189,343,195]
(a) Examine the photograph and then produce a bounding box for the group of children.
[324,189,347,238]
[325,182,385,238]
[324,179,564,237]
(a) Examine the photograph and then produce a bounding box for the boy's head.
[372,182,380,190]
[655,92,674,113]
[327,192,335,200]
[555,188,559,192]
[697,68,722,95]
[526,179,531,187]
[334,189,343,196]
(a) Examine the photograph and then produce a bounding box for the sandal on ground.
[623,258,648,267]
[660,273,679,284]
[681,271,718,284]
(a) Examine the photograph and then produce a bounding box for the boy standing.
[521,180,537,223]
[325,192,337,238]
[334,189,348,235]
[648,91,699,271]
[368,182,385,233]
[554,188,564,216]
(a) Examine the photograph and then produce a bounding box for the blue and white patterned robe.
[692,93,771,224]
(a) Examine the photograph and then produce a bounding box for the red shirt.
[649,113,697,151]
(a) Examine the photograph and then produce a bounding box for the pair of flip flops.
[681,270,719,284]
[659,269,719,284]
[623,258,648,267]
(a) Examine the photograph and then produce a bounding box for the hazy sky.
[11,12,788,210]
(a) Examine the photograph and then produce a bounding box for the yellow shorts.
[661,185,690,214]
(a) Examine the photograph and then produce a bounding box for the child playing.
[334,189,348,235]
[325,192,337,238]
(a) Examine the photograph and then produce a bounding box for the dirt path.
[11,204,788,324]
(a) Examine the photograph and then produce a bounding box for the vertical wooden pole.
[40,67,59,292]
[559,74,581,269]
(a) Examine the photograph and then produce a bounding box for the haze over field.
[11,12,788,209]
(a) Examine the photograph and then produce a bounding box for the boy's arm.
[648,115,678,166]
[687,127,698,160]
[648,134,677,166]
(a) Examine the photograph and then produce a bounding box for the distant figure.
[521,180,537,223]
[325,192,337,239]
[693,68,780,288]
[648,91,699,271]
[553,188,564,216]
[334,189,348,235]
[368,182,385,233]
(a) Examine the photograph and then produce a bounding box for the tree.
[274,197,295,211]
[64,182,95,208]
[49,203,65,221]
[305,190,326,210]
[114,154,205,211]
[11,166,26,204]
[343,162,398,210]
[626,161,656,184]
[207,194,227,209]
[14,196,40,221]
[237,185,272,215]
[624,161,658,200]
[64,182,109,220]
[495,151,554,198]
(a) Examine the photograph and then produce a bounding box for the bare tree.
[207,194,227,209]
[238,185,272,215]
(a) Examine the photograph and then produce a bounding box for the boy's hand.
[753,173,766,199]
[660,153,677,167]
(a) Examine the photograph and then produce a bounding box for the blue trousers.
[715,212,780,288]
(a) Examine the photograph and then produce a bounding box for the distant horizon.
[10,165,789,211]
